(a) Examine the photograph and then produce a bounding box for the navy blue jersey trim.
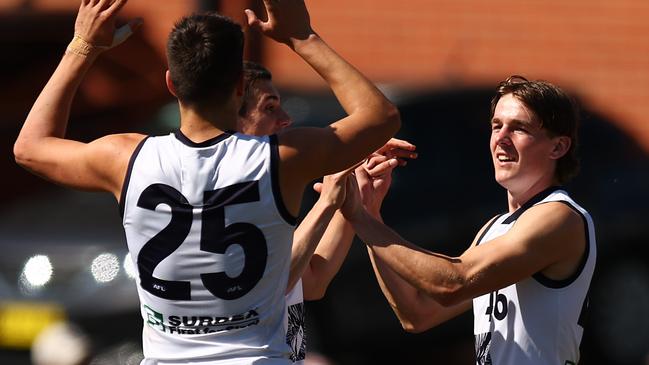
[502,186,562,224]
[269,135,297,226]
[475,214,503,246]
[119,136,150,218]
[532,200,591,288]
[172,129,233,147]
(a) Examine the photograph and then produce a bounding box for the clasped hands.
[314,138,417,221]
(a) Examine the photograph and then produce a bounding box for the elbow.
[429,273,469,307]
[395,310,434,334]
[384,103,401,135]
[435,291,462,307]
[13,139,32,169]
[401,320,428,334]
[303,290,325,301]
[302,281,327,301]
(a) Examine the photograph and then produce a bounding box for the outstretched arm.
[14,0,144,199]
[344,178,586,309]
[351,153,470,332]
[246,0,401,215]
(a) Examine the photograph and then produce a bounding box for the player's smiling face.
[490,94,558,193]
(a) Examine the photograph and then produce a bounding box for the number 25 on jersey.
[136,181,268,301]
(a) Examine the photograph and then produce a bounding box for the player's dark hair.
[490,75,580,184]
[167,12,244,106]
[238,61,273,117]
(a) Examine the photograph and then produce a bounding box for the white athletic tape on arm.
[66,25,133,57]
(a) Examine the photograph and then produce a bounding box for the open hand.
[74,0,142,50]
[245,0,314,47]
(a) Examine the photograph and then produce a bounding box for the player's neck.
[178,101,238,143]
[506,176,559,212]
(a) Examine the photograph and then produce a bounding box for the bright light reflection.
[123,253,137,279]
[91,253,120,283]
[23,255,53,286]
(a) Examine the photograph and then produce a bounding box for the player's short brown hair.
[490,75,580,184]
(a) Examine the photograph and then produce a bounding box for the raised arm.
[13,0,144,199]
[246,0,400,214]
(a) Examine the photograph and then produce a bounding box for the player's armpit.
[14,133,146,199]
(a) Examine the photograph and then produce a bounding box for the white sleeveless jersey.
[120,131,296,364]
[472,188,596,365]
[285,280,306,364]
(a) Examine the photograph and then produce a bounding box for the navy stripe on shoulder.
[502,186,562,224]
[269,135,297,226]
[532,200,591,289]
[119,136,150,218]
[475,214,502,246]
[173,129,232,147]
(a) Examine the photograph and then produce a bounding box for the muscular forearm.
[290,34,400,165]
[368,245,472,332]
[301,211,354,300]
[287,199,338,293]
[368,247,436,330]
[350,211,466,306]
[292,35,394,118]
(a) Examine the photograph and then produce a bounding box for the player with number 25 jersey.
[121,131,295,364]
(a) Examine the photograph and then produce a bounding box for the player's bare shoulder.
[93,133,147,155]
[514,201,586,262]
[88,133,148,198]
[88,133,147,167]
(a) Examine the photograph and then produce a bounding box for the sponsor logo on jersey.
[143,305,260,334]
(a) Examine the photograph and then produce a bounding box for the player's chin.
[494,170,515,187]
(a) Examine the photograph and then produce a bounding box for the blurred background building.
[1,1,648,364]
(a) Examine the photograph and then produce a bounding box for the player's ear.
[165,70,178,97]
[549,136,571,160]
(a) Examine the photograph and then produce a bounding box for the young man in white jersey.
[342,76,595,365]
[237,61,416,364]
[14,0,400,363]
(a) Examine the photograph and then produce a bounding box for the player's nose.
[494,126,513,145]
[277,108,292,128]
